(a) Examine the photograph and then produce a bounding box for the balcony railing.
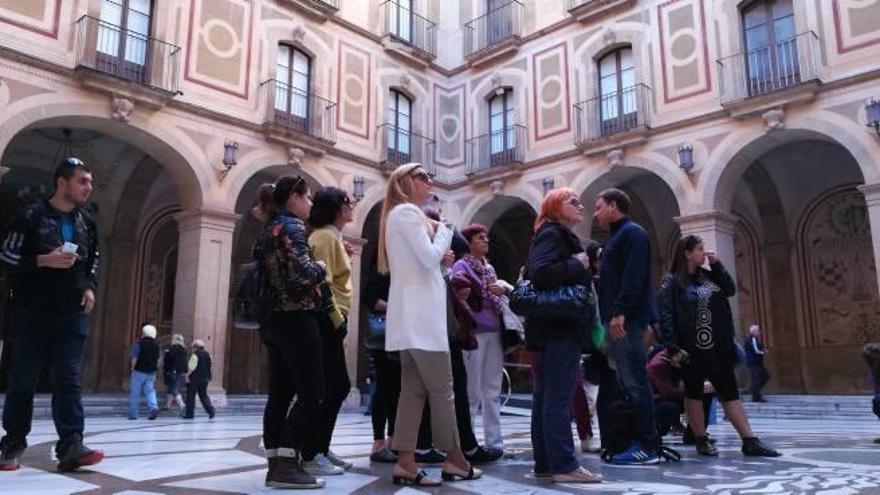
[378,124,435,174]
[464,1,523,58]
[262,79,337,143]
[380,1,437,58]
[74,15,181,94]
[465,124,526,174]
[311,0,338,8]
[718,31,821,105]
[573,83,652,146]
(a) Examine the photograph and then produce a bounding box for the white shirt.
[384,203,453,352]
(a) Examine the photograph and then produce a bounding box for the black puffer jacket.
[523,222,591,347]
[657,261,737,362]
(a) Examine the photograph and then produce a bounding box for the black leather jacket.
[1,199,99,315]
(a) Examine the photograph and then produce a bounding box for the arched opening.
[225,166,323,394]
[0,119,197,392]
[470,195,536,283]
[718,131,876,393]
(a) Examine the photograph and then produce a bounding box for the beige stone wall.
[2,0,880,393]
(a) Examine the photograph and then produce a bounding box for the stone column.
[172,208,240,406]
[343,237,368,406]
[675,211,741,333]
[859,183,880,301]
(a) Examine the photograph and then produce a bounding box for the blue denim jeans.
[608,320,658,448]
[129,370,158,419]
[531,337,581,475]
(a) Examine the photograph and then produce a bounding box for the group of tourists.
[0,156,782,489]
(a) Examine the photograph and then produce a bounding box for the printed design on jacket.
[255,214,327,313]
[694,279,721,350]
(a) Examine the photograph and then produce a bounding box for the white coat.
[384,203,453,352]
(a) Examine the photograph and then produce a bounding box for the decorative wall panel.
[0,0,61,38]
[833,0,880,53]
[657,0,711,103]
[336,41,372,140]
[532,43,571,141]
[433,84,466,167]
[800,189,880,347]
[185,0,253,99]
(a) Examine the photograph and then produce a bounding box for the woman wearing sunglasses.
[377,163,481,486]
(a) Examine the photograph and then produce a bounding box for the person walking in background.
[594,188,660,465]
[658,235,779,458]
[183,339,215,420]
[0,157,103,472]
[305,187,357,476]
[162,334,187,412]
[378,163,481,487]
[525,188,602,484]
[128,324,160,421]
[862,343,880,443]
[452,224,506,456]
[746,325,770,402]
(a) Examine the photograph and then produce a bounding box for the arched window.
[741,0,798,96]
[387,89,412,162]
[96,0,153,83]
[488,88,515,164]
[598,47,636,136]
[274,44,311,131]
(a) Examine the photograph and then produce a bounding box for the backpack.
[233,261,273,331]
[599,398,681,463]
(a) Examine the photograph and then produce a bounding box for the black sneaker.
[0,442,25,471]
[266,456,325,489]
[148,409,159,420]
[57,444,105,472]
[742,437,780,457]
[465,446,503,465]
[370,447,398,463]
[415,448,446,464]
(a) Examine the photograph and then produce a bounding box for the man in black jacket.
[0,158,103,472]
[594,188,660,465]
[183,339,216,419]
[746,325,769,402]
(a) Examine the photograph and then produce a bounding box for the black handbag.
[509,278,593,320]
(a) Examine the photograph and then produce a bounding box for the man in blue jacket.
[594,188,660,465]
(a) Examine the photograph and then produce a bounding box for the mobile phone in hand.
[62,242,79,254]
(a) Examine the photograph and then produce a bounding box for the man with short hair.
[746,325,769,402]
[183,339,216,419]
[594,188,660,465]
[0,157,102,472]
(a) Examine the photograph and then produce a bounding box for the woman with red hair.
[524,188,602,484]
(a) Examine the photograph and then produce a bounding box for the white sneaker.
[325,450,353,471]
[581,436,602,453]
[301,454,344,476]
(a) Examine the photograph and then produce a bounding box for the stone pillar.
[343,237,368,405]
[675,211,741,333]
[172,208,240,405]
[859,183,880,302]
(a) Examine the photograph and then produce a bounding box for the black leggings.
[306,316,351,458]
[262,311,324,453]
[370,349,401,441]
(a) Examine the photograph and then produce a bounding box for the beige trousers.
[391,349,461,452]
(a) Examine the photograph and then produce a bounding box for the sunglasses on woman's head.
[411,171,432,183]
[65,157,85,168]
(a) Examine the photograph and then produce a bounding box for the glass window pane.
[772,0,793,19]
[98,1,123,55]
[399,94,412,116]
[619,48,634,71]
[490,112,503,135]
[600,74,617,97]
[620,67,635,91]
[100,0,123,24]
[398,113,410,134]
[773,17,795,42]
[742,3,767,29]
[745,26,768,50]
[275,84,288,111]
[490,95,503,116]
[599,54,616,77]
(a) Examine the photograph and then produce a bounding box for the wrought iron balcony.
[465,124,526,175]
[718,31,821,105]
[379,1,437,59]
[378,124,435,174]
[568,0,637,23]
[74,15,180,95]
[573,83,651,146]
[261,79,337,144]
[464,1,523,59]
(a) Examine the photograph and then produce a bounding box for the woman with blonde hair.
[162,334,187,412]
[378,163,481,486]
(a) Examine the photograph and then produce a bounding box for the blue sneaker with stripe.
[610,442,661,465]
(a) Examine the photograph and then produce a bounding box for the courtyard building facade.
[0,0,879,399]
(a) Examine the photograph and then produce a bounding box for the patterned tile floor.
[3,407,880,494]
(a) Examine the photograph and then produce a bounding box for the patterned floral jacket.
[255,212,328,313]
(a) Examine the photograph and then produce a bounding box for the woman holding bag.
[524,188,602,484]
[378,163,481,486]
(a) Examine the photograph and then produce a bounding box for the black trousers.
[262,310,324,453]
[590,354,619,450]
[1,310,87,457]
[184,381,214,417]
[655,400,683,437]
[370,349,400,441]
[414,343,479,452]
[749,364,769,398]
[305,316,351,458]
